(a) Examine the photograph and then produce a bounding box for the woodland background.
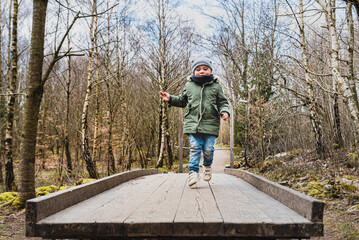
[0,0,359,214]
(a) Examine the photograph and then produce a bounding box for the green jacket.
[169,76,230,137]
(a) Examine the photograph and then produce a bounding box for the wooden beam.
[224,168,324,223]
[178,109,184,173]
[26,169,158,237]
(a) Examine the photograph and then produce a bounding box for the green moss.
[261,159,283,172]
[0,192,17,202]
[158,167,170,173]
[343,175,358,181]
[333,143,340,150]
[76,178,96,185]
[0,198,15,208]
[307,181,324,190]
[36,185,58,197]
[340,184,357,193]
[309,189,320,196]
[346,152,358,161]
[12,197,26,210]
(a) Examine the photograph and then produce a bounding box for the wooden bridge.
[26,168,324,239]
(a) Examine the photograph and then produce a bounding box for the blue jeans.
[188,133,216,173]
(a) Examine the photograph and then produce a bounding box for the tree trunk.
[346,2,359,145]
[38,99,47,169]
[156,0,166,168]
[65,54,72,173]
[5,0,18,191]
[298,0,326,155]
[332,95,344,147]
[18,0,48,203]
[105,18,115,174]
[317,0,359,144]
[64,0,72,173]
[81,0,98,179]
[0,0,5,184]
[92,14,100,164]
[165,111,173,168]
[115,20,128,170]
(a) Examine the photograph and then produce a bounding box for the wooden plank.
[223,174,310,224]
[173,175,223,237]
[210,174,276,237]
[36,174,168,238]
[224,169,324,223]
[191,179,224,237]
[123,174,187,237]
[211,174,321,238]
[210,174,273,224]
[26,169,158,236]
[32,172,323,239]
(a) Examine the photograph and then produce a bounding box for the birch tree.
[103,6,115,174]
[140,0,192,168]
[284,0,325,155]
[345,1,359,144]
[92,9,100,165]
[315,0,359,145]
[81,0,99,179]
[5,0,17,190]
[156,0,167,168]
[64,0,73,173]
[213,0,250,161]
[0,0,4,184]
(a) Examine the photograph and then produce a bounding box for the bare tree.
[0,0,4,184]
[103,5,115,174]
[315,0,359,145]
[283,0,326,155]
[18,0,49,203]
[64,0,73,173]
[18,1,80,203]
[345,1,359,145]
[92,8,100,165]
[156,0,167,168]
[81,0,99,179]
[5,0,17,190]
[140,0,192,168]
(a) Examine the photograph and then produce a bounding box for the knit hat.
[191,55,213,74]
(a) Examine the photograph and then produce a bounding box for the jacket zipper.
[196,84,206,132]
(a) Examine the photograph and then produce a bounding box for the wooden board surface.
[35,173,322,239]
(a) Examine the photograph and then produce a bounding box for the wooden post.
[220,118,223,148]
[230,102,234,168]
[178,109,184,173]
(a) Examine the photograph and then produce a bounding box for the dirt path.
[208,148,230,173]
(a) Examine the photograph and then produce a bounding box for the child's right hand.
[160,91,170,102]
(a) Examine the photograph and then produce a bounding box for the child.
[160,55,230,186]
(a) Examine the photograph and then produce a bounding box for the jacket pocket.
[184,103,199,118]
[204,104,219,119]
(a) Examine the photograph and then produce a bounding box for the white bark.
[299,0,324,154]
[316,0,359,138]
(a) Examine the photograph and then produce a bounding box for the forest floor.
[0,148,359,239]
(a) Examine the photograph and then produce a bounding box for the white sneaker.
[188,171,200,186]
[203,166,212,181]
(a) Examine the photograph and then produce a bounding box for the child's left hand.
[221,112,229,121]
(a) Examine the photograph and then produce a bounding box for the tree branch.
[41,11,80,85]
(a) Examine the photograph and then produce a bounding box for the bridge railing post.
[230,101,234,168]
[178,109,184,173]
